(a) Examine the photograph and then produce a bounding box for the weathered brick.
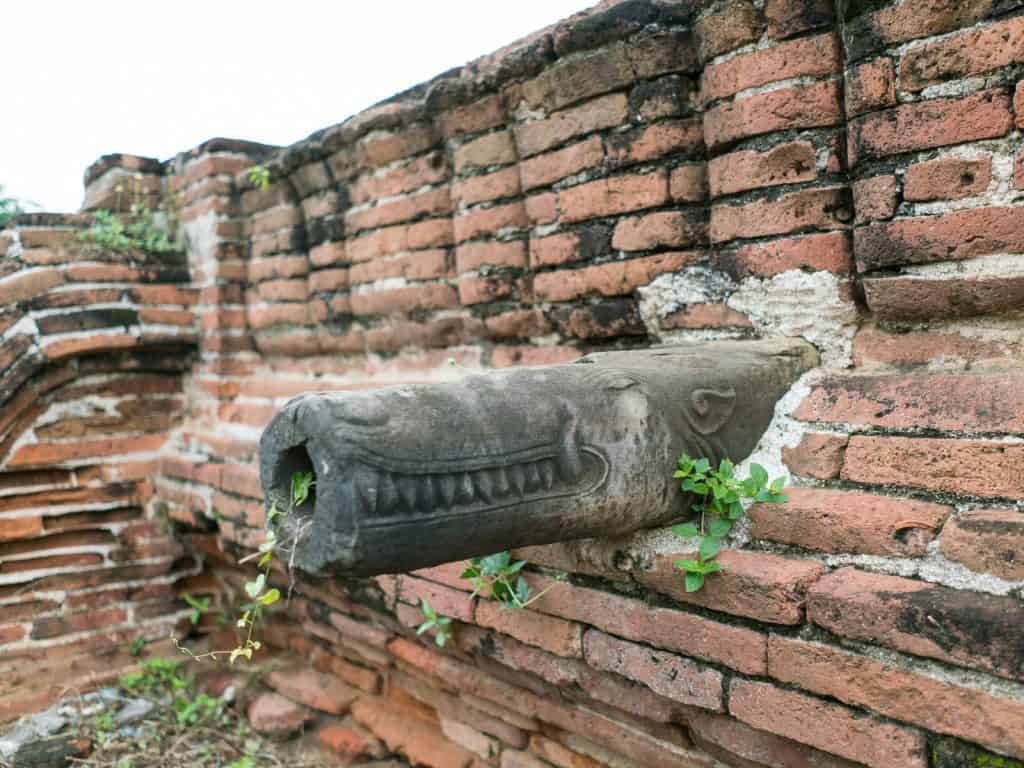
[529,226,609,268]
[940,509,1024,581]
[476,599,582,658]
[635,550,824,625]
[553,299,645,339]
[400,575,475,622]
[669,164,707,202]
[557,170,668,224]
[484,309,551,339]
[749,487,951,556]
[902,15,1024,92]
[454,202,527,243]
[809,568,1024,680]
[350,283,458,316]
[582,630,723,711]
[347,219,453,262]
[351,696,477,767]
[904,156,991,202]
[845,58,896,118]
[711,186,850,243]
[701,34,840,103]
[856,205,1024,270]
[782,432,848,479]
[520,43,634,112]
[364,316,483,353]
[695,1,765,61]
[356,123,437,168]
[458,273,522,305]
[796,371,1024,433]
[852,324,1024,368]
[606,119,703,166]
[764,0,834,40]
[452,166,520,206]
[849,90,1012,165]
[350,151,448,204]
[0,268,65,306]
[611,210,704,251]
[455,240,527,273]
[266,664,359,715]
[514,93,628,158]
[770,635,1024,761]
[709,142,817,197]
[524,192,558,224]
[852,175,897,224]
[660,303,751,330]
[350,249,448,284]
[491,345,583,368]
[728,680,926,768]
[704,81,841,148]
[526,574,767,674]
[732,232,852,277]
[346,187,451,232]
[863,274,1024,321]
[533,251,696,302]
[454,130,517,172]
[519,137,604,191]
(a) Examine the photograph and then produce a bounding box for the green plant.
[247,165,270,190]
[229,758,256,768]
[671,453,787,592]
[182,594,211,626]
[0,184,32,227]
[78,203,179,254]
[128,635,146,657]
[416,598,453,647]
[173,693,219,727]
[120,658,189,693]
[461,551,559,610]
[176,470,313,665]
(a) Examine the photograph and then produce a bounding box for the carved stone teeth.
[558,425,583,482]
[472,470,494,503]
[538,459,555,490]
[377,471,399,514]
[435,474,456,508]
[493,466,511,497]
[397,476,418,510]
[355,472,377,515]
[456,472,475,504]
[416,476,434,509]
[507,465,525,496]
[524,462,542,492]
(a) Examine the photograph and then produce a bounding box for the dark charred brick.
[553,0,663,55]
[765,0,835,39]
[931,736,1024,768]
[36,308,140,335]
[553,298,646,339]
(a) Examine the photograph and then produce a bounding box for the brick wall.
[2,0,1024,765]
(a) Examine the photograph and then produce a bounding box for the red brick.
[351,696,476,768]
[514,93,628,158]
[852,324,1024,368]
[0,516,43,542]
[669,165,707,203]
[309,241,346,267]
[524,192,558,224]
[454,130,517,172]
[491,346,583,368]
[695,1,765,61]
[8,434,166,468]
[350,151,448,203]
[266,664,359,715]
[848,0,992,57]
[796,371,1024,433]
[852,175,896,224]
[902,15,1024,92]
[484,309,551,338]
[856,204,1024,271]
[843,435,1024,498]
[520,137,604,191]
[606,119,703,167]
[558,170,668,224]
[702,34,840,103]
[1016,80,1024,129]
[728,680,926,768]
[711,186,850,243]
[771,635,1024,761]
[529,738,606,768]
[940,509,1024,581]
[809,567,1024,680]
[845,58,896,118]
[315,721,375,758]
[661,303,751,330]
[689,711,858,768]
[635,550,824,625]
[438,94,505,138]
[356,123,437,168]
[307,268,348,294]
[346,187,451,232]
[475,599,581,658]
[455,240,527,273]
[863,274,1024,321]
[458,274,522,305]
[247,691,313,736]
[533,251,696,302]
[582,629,723,711]
[452,166,520,206]
[519,44,634,112]
[709,142,817,197]
[454,202,527,243]
[247,303,309,328]
[350,283,458,315]
[364,316,483,353]
[849,89,1012,165]
[611,210,704,251]
[526,574,767,674]
[764,0,834,40]
[32,607,127,639]
[529,227,609,269]
[400,576,475,622]
[905,156,991,203]
[782,432,848,479]
[347,219,453,263]
[705,81,841,148]
[732,231,852,277]
[750,487,951,556]
[349,250,447,284]
[0,268,65,305]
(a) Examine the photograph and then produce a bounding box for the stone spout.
[258,338,817,577]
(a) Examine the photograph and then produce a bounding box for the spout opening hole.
[273,443,317,522]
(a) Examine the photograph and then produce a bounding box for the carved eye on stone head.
[687,388,736,435]
[602,373,642,391]
[332,397,390,427]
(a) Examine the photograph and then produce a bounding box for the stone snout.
[258,338,817,577]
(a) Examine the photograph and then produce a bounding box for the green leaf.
[415,620,434,635]
[694,458,711,474]
[460,566,480,579]
[719,458,734,478]
[674,558,702,573]
[258,588,280,606]
[700,560,724,574]
[709,517,733,537]
[672,522,701,538]
[770,477,787,493]
[684,572,705,592]
[420,598,436,621]
[698,536,721,561]
[244,574,265,598]
[515,576,530,605]
[749,463,769,488]
[508,560,528,574]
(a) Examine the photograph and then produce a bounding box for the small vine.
[77,178,180,254]
[671,453,788,592]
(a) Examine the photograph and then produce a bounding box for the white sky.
[3,1,589,213]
